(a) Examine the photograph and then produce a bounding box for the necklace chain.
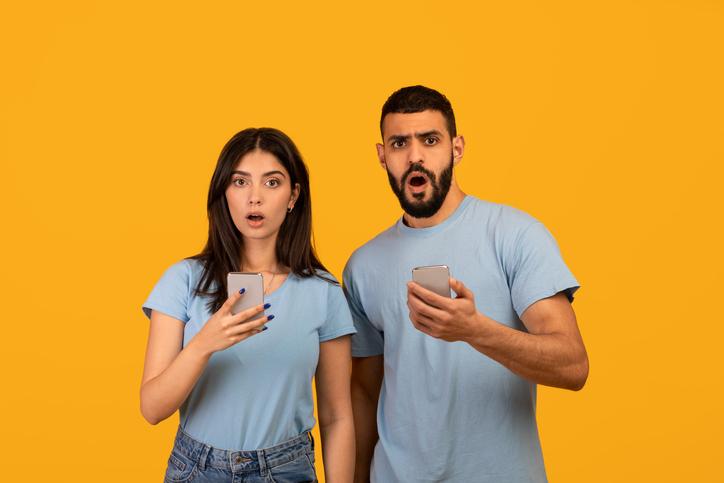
[242,264,278,295]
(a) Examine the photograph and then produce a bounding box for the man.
[343,85,588,483]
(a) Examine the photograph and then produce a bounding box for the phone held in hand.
[227,272,266,321]
[411,265,452,298]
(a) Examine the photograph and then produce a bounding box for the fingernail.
[263,303,271,309]
[239,288,246,294]
[267,314,275,321]
[262,326,269,331]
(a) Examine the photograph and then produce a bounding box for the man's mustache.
[401,163,436,186]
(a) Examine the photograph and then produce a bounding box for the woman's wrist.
[185,337,213,361]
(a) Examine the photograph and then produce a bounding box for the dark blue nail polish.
[263,303,271,309]
[267,314,275,321]
[262,326,269,331]
[239,288,246,294]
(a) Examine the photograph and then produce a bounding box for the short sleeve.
[142,260,192,323]
[318,283,357,343]
[508,222,580,318]
[343,264,384,357]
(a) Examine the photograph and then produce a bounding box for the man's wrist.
[465,311,493,349]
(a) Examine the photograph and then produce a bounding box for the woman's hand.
[188,290,272,357]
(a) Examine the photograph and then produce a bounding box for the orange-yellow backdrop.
[1,1,722,481]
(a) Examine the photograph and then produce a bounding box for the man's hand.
[406,278,480,342]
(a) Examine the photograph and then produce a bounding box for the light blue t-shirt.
[142,259,356,450]
[343,195,579,483]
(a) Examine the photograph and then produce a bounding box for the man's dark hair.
[380,85,457,139]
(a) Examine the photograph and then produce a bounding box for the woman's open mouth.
[246,212,265,228]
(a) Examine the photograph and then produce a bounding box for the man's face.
[378,110,461,218]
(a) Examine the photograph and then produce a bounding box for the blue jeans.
[164,427,318,483]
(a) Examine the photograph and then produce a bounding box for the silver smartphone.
[411,265,451,298]
[227,272,266,321]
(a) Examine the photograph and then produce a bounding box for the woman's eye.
[266,179,280,188]
[425,137,438,145]
[232,178,247,187]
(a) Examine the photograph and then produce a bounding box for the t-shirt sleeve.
[318,283,357,343]
[508,222,580,318]
[343,264,384,357]
[142,260,192,323]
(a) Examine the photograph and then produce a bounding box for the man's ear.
[452,135,465,166]
[376,143,387,170]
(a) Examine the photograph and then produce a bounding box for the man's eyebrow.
[415,130,443,139]
[386,130,444,144]
[231,170,286,178]
[386,134,410,143]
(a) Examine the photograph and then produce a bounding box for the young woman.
[140,128,355,483]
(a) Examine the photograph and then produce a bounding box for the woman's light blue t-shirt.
[142,259,356,450]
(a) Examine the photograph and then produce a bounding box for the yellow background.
[1,1,722,481]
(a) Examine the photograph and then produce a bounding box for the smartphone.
[227,272,266,321]
[411,265,452,298]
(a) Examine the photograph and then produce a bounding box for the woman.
[140,128,355,483]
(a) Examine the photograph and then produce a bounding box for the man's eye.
[266,179,280,188]
[425,137,439,145]
[392,140,405,148]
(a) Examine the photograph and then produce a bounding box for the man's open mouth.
[407,173,430,190]
[410,175,427,186]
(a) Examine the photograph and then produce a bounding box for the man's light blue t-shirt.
[343,195,579,483]
[142,259,356,450]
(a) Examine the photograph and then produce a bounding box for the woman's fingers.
[222,288,245,313]
[230,302,269,325]
[228,314,272,336]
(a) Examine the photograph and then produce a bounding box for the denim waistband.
[172,426,314,474]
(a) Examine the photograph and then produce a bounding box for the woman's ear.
[289,183,301,210]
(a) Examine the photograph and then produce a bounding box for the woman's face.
[225,149,299,243]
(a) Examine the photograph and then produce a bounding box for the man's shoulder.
[344,222,399,274]
[466,195,541,233]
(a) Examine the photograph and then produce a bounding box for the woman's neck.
[241,236,281,273]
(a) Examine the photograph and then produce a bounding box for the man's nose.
[407,140,424,165]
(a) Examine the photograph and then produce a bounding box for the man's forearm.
[466,313,588,390]
[351,385,378,483]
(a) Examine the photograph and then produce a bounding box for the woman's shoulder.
[156,257,205,286]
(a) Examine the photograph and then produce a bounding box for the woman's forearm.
[140,341,211,424]
[319,416,355,483]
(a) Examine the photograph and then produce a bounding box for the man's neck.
[403,183,466,229]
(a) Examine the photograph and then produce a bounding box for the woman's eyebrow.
[231,170,286,178]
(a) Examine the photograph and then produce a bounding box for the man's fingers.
[407,282,449,309]
[407,293,446,320]
[450,278,473,299]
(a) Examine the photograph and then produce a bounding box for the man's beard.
[387,154,454,219]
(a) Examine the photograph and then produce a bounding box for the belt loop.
[198,444,211,471]
[258,448,268,476]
